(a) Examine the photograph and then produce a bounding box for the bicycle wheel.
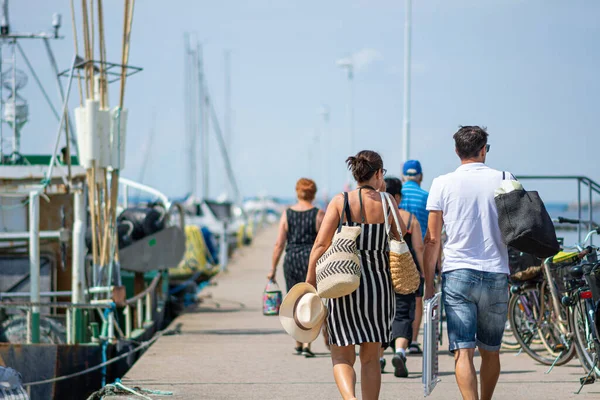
[570,296,600,376]
[501,319,522,350]
[508,286,574,365]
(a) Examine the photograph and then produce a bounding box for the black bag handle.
[337,192,352,233]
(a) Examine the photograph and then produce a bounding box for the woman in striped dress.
[268,178,325,357]
[306,151,407,400]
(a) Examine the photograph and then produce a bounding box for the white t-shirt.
[426,163,510,275]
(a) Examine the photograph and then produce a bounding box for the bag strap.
[337,192,352,233]
[380,192,391,235]
[382,192,405,241]
[357,187,368,223]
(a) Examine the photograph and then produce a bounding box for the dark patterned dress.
[283,208,319,291]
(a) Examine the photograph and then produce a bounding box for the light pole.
[319,105,330,202]
[337,57,354,187]
[402,0,412,164]
[337,58,354,152]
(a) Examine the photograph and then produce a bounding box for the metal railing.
[0,274,163,344]
[517,175,600,243]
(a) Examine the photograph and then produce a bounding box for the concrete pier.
[108,226,599,399]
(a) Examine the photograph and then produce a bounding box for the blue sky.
[10,0,600,204]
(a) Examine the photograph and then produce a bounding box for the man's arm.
[423,210,443,300]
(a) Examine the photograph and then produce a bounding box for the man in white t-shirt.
[423,126,510,400]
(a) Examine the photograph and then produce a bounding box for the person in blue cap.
[400,159,429,355]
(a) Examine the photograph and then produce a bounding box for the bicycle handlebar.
[556,216,581,224]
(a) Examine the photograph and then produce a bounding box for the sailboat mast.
[184,33,197,198]
[198,43,209,199]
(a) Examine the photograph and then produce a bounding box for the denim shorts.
[442,269,509,352]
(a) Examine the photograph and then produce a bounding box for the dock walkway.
[109,226,599,399]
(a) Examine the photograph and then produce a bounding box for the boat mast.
[198,43,209,200]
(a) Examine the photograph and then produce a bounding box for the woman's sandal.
[302,347,316,358]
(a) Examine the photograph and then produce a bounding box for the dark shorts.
[389,292,416,350]
[415,277,424,298]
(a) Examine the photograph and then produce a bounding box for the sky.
[8,0,600,205]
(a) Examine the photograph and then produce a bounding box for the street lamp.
[402,0,412,164]
[337,57,354,189]
[336,57,354,155]
[318,105,330,202]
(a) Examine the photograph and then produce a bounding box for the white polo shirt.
[426,163,510,275]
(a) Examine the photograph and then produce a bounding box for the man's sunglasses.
[483,144,490,153]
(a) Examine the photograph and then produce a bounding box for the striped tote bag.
[316,192,361,298]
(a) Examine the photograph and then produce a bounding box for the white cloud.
[337,48,383,72]
[352,48,383,71]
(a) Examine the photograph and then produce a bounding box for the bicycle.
[507,217,598,368]
[554,220,600,389]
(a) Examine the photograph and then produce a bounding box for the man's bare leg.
[454,348,478,400]
[478,347,501,400]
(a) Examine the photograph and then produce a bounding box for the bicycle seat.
[568,265,584,279]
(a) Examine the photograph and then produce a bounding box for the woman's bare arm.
[410,218,425,272]
[316,209,326,232]
[306,195,343,288]
[267,211,288,281]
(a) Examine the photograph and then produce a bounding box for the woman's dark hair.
[453,126,489,159]
[384,177,402,198]
[346,150,383,183]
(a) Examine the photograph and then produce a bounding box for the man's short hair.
[384,177,402,198]
[453,126,489,160]
[403,174,421,183]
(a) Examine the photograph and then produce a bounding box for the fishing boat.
[0,2,186,399]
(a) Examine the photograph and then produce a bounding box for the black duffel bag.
[495,173,560,258]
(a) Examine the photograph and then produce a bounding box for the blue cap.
[402,160,422,176]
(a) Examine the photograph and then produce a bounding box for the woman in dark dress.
[268,178,325,357]
[379,177,425,378]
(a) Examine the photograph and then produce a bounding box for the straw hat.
[279,283,326,343]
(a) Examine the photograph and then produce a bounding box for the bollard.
[220,221,229,271]
[66,308,72,344]
[145,292,152,325]
[124,306,132,338]
[137,298,143,329]
[107,311,115,341]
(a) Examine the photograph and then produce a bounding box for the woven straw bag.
[381,192,420,295]
[316,192,362,298]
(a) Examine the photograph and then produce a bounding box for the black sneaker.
[294,346,303,355]
[408,342,422,355]
[302,348,316,358]
[392,353,408,378]
[380,357,386,373]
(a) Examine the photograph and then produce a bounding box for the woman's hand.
[266,269,277,283]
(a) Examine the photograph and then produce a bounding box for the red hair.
[296,178,317,201]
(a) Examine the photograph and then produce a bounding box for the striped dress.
[326,194,395,346]
[283,208,319,292]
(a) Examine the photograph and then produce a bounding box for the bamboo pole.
[80,0,93,99]
[69,0,83,106]
[110,0,135,264]
[118,0,131,108]
[97,0,107,109]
